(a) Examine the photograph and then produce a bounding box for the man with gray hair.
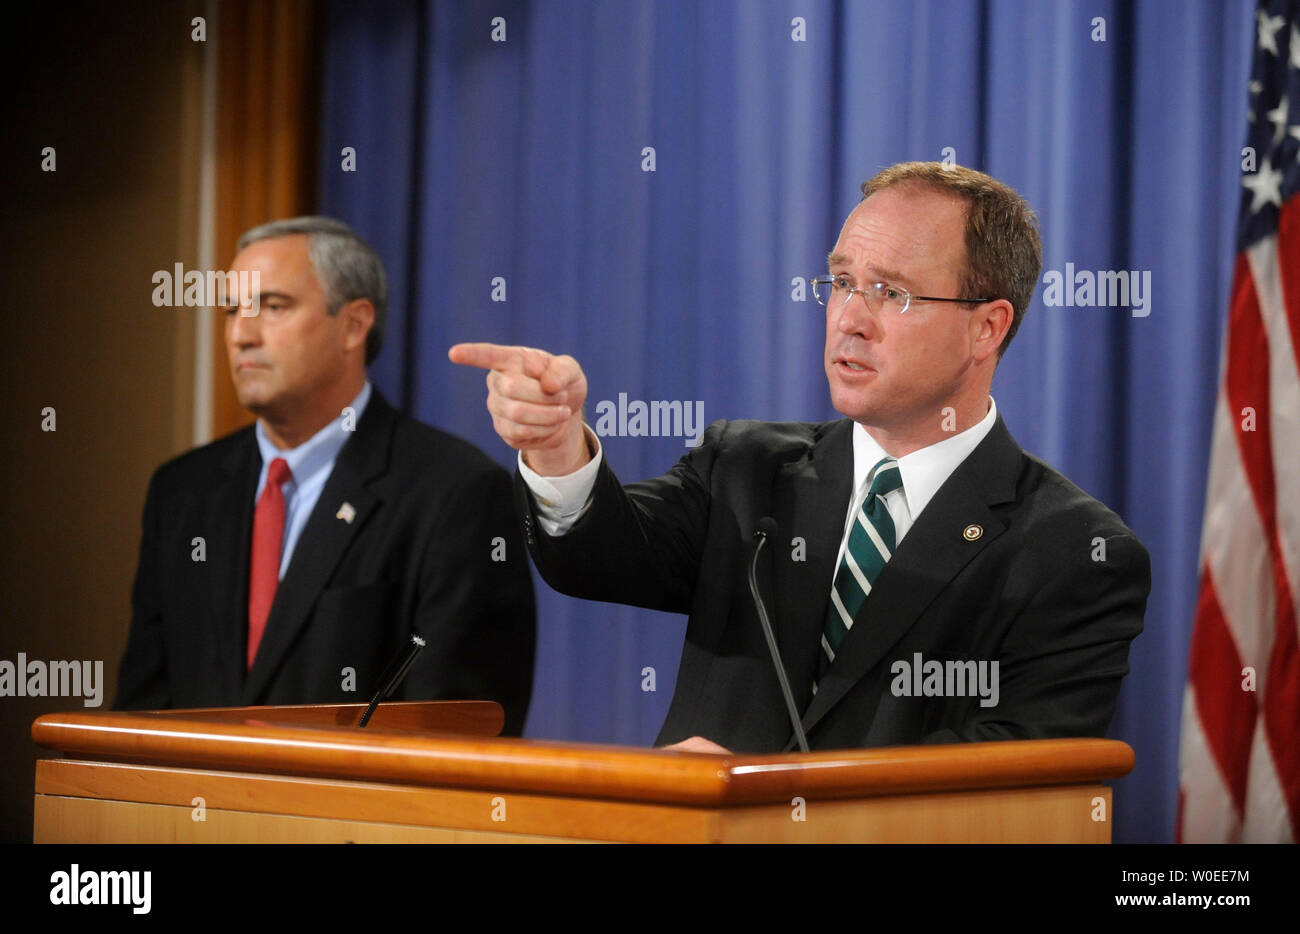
[116,217,536,734]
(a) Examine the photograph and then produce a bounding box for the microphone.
[357,633,427,728]
[749,517,810,753]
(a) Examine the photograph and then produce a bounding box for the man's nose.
[835,293,876,337]
[226,305,262,345]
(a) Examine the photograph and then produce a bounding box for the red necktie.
[247,457,292,669]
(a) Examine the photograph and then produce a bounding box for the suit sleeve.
[114,471,172,710]
[514,421,725,615]
[402,462,537,736]
[920,529,1150,744]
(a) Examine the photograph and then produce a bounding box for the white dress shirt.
[834,397,998,581]
[519,397,999,583]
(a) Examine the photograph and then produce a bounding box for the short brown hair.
[861,162,1042,357]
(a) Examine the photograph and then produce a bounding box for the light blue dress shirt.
[253,381,372,580]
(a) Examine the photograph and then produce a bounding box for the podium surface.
[32,702,1132,843]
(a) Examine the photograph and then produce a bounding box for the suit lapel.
[240,392,396,704]
[771,419,854,696]
[795,414,1024,741]
[209,433,259,700]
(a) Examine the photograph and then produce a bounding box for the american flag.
[1178,0,1300,843]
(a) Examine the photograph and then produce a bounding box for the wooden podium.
[32,702,1132,843]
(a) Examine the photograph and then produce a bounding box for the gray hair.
[237,216,388,364]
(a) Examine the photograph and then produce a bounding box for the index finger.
[448,342,528,372]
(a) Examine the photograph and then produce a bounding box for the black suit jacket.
[516,415,1149,752]
[116,390,536,735]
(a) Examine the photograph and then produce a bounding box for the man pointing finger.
[451,161,1149,755]
[448,342,592,475]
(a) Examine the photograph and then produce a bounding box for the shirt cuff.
[517,426,602,536]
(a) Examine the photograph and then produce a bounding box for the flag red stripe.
[1223,255,1274,537]
[1188,567,1256,815]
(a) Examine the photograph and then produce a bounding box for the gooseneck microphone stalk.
[749,517,810,753]
[358,633,427,728]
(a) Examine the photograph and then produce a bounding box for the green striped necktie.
[813,456,903,694]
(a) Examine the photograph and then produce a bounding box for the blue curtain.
[319,0,1255,843]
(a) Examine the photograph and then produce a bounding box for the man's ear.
[338,298,375,355]
[971,299,1014,364]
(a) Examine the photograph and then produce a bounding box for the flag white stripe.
[1201,389,1275,675]
[1179,686,1241,843]
[1242,717,1295,842]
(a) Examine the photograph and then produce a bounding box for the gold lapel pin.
[337,502,357,524]
[962,524,983,541]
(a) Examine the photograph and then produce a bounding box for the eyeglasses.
[809,275,992,315]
